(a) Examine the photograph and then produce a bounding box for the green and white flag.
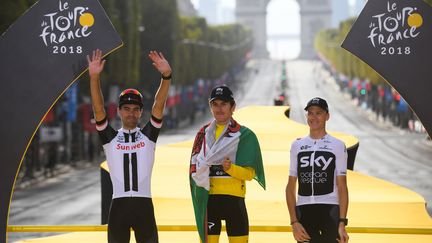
[189,119,266,242]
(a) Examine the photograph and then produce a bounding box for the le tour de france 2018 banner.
[0,0,122,241]
[342,0,432,137]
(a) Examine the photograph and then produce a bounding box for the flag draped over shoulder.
[189,119,265,242]
[0,0,122,241]
[341,0,432,137]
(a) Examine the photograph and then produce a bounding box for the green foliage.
[139,0,179,91]
[175,17,253,85]
[1,0,252,94]
[315,17,386,85]
[0,0,37,34]
[100,0,143,87]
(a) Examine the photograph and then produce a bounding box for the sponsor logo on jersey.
[297,151,336,196]
[299,171,328,184]
[209,165,230,177]
[318,145,331,150]
[208,222,215,230]
[300,145,312,150]
[116,141,145,150]
[300,154,334,170]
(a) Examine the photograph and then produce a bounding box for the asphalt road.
[8,59,432,242]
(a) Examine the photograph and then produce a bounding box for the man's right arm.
[87,49,106,122]
[287,142,311,242]
[286,176,298,224]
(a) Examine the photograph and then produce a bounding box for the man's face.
[118,104,143,129]
[306,106,329,131]
[209,99,235,125]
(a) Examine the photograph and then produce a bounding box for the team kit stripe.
[131,153,138,192]
[96,119,108,131]
[123,154,130,192]
[151,117,163,128]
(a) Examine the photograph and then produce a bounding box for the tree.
[0,0,37,34]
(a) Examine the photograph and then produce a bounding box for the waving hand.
[87,49,106,77]
[148,51,172,77]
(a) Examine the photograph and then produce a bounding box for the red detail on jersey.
[190,164,196,174]
[191,124,209,156]
[116,141,145,150]
[226,118,241,134]
[151,117,162,126]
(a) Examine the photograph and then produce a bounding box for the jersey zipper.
[129,129,133,197]
[311,140,317,203]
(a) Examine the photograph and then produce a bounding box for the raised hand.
[87,49,106,77]
[148,51,172,77]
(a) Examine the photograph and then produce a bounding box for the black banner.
[0,0,122,241]
[341,0,432,137]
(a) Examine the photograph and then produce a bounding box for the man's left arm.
[337,143,349,243]
[223,158,255,181]
[148,51,171,120]
[337,176,349,242]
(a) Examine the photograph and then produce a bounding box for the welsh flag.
[189,119,266,242]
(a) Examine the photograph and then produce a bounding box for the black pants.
[207,195,249,236]
[108,197,158,243]
[296,204,339,243]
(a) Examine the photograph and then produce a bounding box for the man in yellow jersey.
[189,85,266,243]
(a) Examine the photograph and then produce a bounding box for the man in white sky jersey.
[87,49,171,243]
[286,97,349,243]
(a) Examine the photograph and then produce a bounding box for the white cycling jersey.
[97,116,162,199]
[290,134,347,206]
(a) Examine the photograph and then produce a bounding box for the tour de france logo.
[39,0,94,54]
[367,1,424,56]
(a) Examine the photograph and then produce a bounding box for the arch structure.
[297,0,332,59]
[235,0,271,58]
[235,0,332,59]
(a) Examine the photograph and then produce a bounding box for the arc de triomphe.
[235,0,332,59]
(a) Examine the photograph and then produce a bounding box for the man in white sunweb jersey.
[87,49,171,243]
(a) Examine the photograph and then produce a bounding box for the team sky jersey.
[96,116,162,199]
[289,134,347,206]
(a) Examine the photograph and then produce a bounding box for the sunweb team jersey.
[96,116,162,199]
[289,134,347,206]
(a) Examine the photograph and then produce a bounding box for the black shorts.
[108,197,158,243]
[207,194,249,236]
[296,204,339,243]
